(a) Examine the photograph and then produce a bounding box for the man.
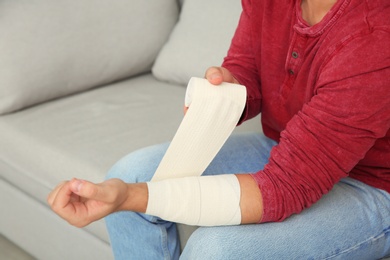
[48,0,390,258]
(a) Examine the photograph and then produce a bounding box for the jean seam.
[323,226,390,259]
[156,217,171,260]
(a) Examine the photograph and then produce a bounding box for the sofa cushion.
[0,0,179,115]
[0,74,186,243]
[152,0,242,85]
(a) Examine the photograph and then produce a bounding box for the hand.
[184,66,240,114]
[205,66,239,85]
[47,178,128,227]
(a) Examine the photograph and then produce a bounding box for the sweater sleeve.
[253,29,390,222]
[222,0,262,122]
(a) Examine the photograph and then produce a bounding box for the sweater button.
[292,51,299,59]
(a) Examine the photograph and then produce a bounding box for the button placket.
[288,50,300,75]
[281,32,307,99]
[287,35,306,77]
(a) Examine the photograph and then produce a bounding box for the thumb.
[70,179,106,201]
[205,66,239,85]
[205,66,224,85]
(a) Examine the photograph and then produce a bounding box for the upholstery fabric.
[152,0,242,85]
[0,0,179,115]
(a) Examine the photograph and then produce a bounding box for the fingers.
[70,178,127,205]
[183,106,189,115]
[47,181,68,206]
[47,178,128,227]
[205,66,239,85]
[47,178,96,213]
[48,180,76,222]
[48,179,120,207]
[69,179,107,201]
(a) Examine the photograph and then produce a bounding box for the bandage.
[151,77,247,182]
[146,77,247,226]
[146,175,241,226]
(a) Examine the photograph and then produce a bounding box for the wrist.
[116,182,148,213]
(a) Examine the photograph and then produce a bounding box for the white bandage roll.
[146,77,246,226]
[151,77,247,182]
[146,174,241,226]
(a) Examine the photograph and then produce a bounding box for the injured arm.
[120,173,263,226]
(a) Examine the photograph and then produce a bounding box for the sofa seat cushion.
[0,0,179,115]
[0,74,186,242]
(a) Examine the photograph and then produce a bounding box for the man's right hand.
[205,66,239,85]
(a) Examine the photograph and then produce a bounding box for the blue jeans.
[105,133,390,260]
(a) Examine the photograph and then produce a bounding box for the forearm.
[117,174,264,225]
[236,174,263,224]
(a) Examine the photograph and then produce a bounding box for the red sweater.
[222,0,390,222]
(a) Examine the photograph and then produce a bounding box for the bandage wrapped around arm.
[146,174,241,226]
[151,77,247,182]
[146,78,246,226]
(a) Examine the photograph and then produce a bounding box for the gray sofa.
[0,0,261,259]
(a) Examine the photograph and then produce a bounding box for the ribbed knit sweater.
[223,0,390,222]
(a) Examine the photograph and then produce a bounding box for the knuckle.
[47,195,53,205]
[75,222,87,228]
[84,184,98,198]
[51,203,63,214]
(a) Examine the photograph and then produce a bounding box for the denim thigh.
[181,178,390,260]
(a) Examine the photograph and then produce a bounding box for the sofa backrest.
[0,0,179,115]
[152,0,242,86]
